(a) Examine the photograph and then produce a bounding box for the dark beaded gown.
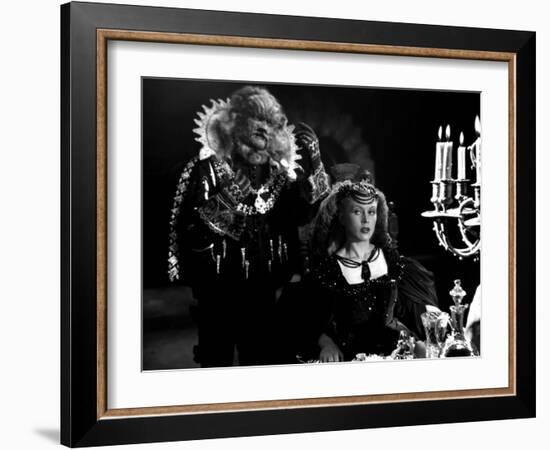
[292,247,439,361]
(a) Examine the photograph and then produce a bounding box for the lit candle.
[457,132,466,180]
[434,126,444,181]
[442,125,453,180]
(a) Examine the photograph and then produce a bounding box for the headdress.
[335,179,378,205]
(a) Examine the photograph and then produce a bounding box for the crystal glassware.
[441,304,476,357]
[391,330,416,360]
[421,311,450,358]
[441,279,476,357]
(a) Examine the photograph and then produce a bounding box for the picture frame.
[61,1,535,447]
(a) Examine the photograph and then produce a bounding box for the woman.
[305,171,440,362]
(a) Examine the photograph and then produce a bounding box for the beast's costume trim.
[168,156,199,282]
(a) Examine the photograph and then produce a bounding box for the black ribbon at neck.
[334,247,380,280]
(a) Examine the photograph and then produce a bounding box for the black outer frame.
[60,1,536,447]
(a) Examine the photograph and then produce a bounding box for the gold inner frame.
[96,29,517,420]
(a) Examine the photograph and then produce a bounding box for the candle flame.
[475,115,481,135]
[459,132,464,145]
[445,124,451,140]
[438,125,442,140]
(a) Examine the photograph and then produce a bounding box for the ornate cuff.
[306,165,331,204]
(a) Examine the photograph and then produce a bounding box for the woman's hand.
[318,333,344,363]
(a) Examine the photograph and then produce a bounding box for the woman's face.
[339,197,378,243]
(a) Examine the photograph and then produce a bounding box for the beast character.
[168,85,330,367]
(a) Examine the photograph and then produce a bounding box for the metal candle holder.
[421,116,481,259]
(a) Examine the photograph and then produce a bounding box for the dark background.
[142,78,480,368]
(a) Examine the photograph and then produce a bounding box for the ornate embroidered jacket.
[168,155,330,287]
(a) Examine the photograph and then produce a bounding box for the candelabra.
[421,116,481,259]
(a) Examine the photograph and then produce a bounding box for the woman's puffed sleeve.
[394,257,439,340]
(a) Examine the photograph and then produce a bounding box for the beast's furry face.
[233,116,273,165]
[230,87,289,166]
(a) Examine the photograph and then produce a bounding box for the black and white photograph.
[1,0,545,448]
[142,79,481,370]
